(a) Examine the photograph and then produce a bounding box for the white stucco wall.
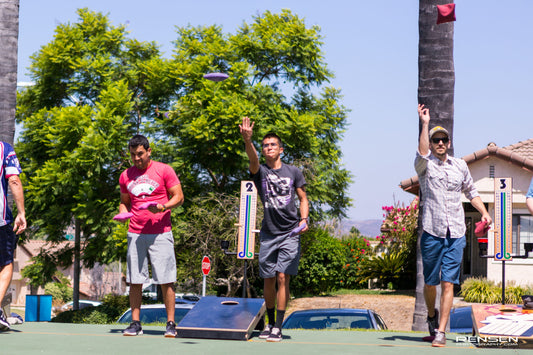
[462,156,533,286]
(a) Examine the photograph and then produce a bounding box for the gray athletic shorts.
[259,230,301,278]
[126,231,177,284]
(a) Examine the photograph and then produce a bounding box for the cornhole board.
[472,304,533,348]
[176,296,265,340]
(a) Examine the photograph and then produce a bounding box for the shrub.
[292,227,345,296]
[461,277,499,303]
[44,278,73,304]
[358,251,408,289]
[52,294,130,324]
[460,277,533,304]
[340,236,373,289]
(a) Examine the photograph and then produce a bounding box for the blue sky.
[17,0,533,221]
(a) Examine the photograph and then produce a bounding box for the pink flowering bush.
[360,198,419,289]
[377,197,419,255]
[339,235,374,289]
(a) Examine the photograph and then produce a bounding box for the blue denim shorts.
[421,231,466,285]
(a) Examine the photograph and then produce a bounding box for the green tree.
[17,9,352,301]
[152,9,351,220]
[172,192,263,297]
[16,9,159,307]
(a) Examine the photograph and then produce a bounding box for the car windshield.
[283,313,372,330]
[119,308,191,324]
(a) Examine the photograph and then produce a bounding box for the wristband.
[161,205,167,212]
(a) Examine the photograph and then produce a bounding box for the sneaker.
[123,321,143,336]
[259,324,273,339]
[0,309,10,331]
[164,321,177,338]
[427,309,439,337]
[266,327,282,342]
[432,331,446,347]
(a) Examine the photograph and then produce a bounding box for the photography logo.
[455,335,519,347]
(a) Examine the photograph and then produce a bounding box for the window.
[512,214,533,256]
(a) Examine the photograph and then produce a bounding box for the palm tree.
[0,0,19,146]
[412,0,455,331]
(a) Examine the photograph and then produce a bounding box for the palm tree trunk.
[0,0,19,146]
[413,0,455,332]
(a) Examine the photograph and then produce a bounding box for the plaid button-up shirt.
[415,151,479,238]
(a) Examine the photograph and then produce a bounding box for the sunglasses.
[262,143,278,148]
[431,137,449,144]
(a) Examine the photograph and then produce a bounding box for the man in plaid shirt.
[416,104,492,347]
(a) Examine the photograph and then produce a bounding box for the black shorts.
[0,224,18,267]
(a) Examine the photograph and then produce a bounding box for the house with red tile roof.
[9,240,125,307]
[400,139,533,286]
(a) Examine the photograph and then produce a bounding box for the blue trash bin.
[25,295,52,322]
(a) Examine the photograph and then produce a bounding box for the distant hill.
[340,219,383,238]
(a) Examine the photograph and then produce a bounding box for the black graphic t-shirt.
[252,163,306,236]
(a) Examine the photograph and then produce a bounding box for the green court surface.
[0,323,528,354]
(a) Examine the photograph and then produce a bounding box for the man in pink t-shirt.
[118,135,184,338]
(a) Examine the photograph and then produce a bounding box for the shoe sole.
[432,343,446,348]
[164,333,177,338]
[259,334,270,339]
[266,338,282,342]
[123,330,143,336]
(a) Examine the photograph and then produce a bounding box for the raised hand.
[239,116,254,143]
[418,104,430,124]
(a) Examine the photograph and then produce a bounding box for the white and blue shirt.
[1,142,22,226]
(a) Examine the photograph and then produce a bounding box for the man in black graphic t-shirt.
[239,117,309,342]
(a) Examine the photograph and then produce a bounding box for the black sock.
[267,307,276,326]
[275,310,285,329]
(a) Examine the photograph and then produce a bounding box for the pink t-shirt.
[119,161,180,234]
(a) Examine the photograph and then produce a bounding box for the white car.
[117,303,195,324]
[59,300,102,311]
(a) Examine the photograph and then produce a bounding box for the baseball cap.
[429,126,449,139]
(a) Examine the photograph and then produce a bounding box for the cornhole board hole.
[177,296,265,340]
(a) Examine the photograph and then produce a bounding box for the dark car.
[282,308,388,330]
[449,306,473,334]
[117,303,195,324]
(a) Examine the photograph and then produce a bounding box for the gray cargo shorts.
[259,230,301,278]
[126,231,176,284]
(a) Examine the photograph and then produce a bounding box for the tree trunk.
[413,0,455,332]
[73,219,81,310]
[417,0,455,156]
[0,0,19,145]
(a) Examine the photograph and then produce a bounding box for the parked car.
[282,308,388,330]
[449,306,473,334]
[117,303,195,324]
[59,300,102,312]
[175,293,200,304]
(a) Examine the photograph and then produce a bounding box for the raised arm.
[239,116,260,175]
[418,104,430,156]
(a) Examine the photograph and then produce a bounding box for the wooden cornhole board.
[472,304,533,348]
[176,296,265,340]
